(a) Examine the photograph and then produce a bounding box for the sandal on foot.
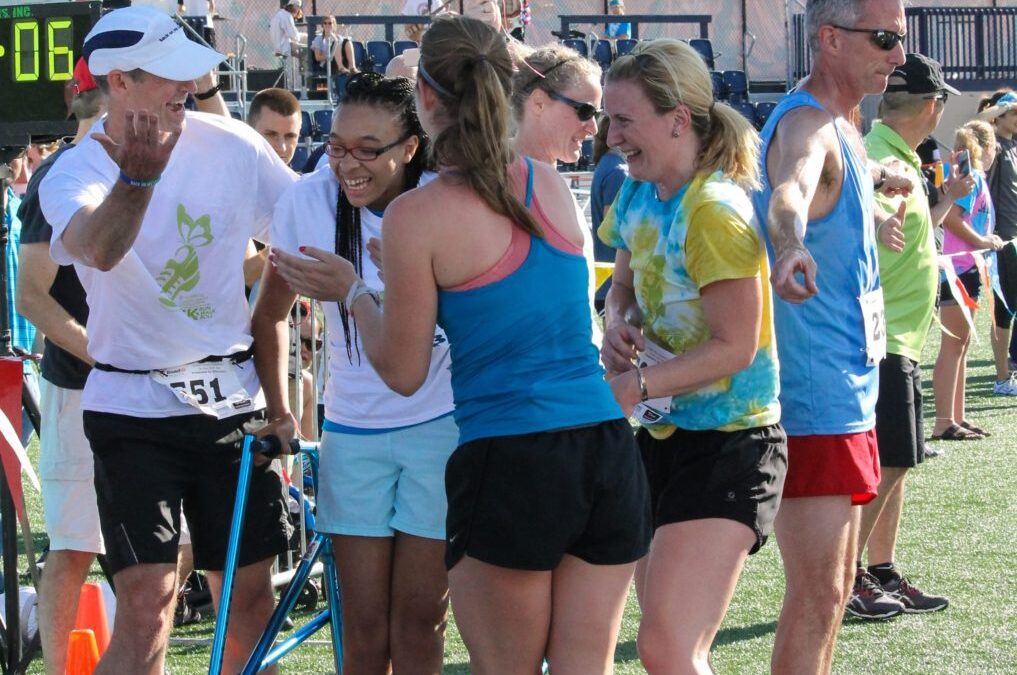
[931,424,982,441]
[959,420,990,437]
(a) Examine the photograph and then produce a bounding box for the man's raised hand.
[92,109,180,183]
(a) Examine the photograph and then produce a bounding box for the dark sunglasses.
[831,25,906,51]
[545,89,601,122]
[924,92,948,103]
[301,336,324,350]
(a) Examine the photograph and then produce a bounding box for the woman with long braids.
[252,72,455,673]
[270,16,651,673]
[599,40,786,672]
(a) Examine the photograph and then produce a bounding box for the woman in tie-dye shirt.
[598,39,787,672]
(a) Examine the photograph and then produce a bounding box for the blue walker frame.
[208,436,344,675]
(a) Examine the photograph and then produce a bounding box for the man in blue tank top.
[752,0,909,671]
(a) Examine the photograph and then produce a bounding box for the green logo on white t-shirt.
[157,204,215,320]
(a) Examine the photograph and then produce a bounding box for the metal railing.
[557,14,711,41]
[790,7,1017,89]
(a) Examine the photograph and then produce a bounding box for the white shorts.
[316,414,458,540]
[39,379,104,554]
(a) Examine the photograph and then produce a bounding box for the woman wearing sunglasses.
[511,44,604,334]
[272,16,650,672]
[252,73,456,673]
[599,40,786,672]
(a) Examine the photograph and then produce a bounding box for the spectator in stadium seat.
[270,17,650,672]
[590,114,627,261]
[39,8,296,672]
[599,39,786,673]
[751,0,909,670]
[604,0,630,40]
[311,16,357,101]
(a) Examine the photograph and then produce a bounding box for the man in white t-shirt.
[269,0,304,56]
[39,7,297,673]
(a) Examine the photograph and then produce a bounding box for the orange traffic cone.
[66,629,100,675]
[73,583,111,655]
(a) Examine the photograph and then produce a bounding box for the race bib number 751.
[151,361,254,418]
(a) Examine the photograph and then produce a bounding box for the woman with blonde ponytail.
[271,15,651,673]
[599,39,787,673]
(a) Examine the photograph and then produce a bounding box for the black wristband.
[194,83,221,100]
[873,165,887,190]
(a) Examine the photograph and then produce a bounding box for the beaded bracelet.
[119,171,160,188]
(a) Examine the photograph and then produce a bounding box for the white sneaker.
[993,377,1017,395]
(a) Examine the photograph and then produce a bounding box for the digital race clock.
[0,1,102,145]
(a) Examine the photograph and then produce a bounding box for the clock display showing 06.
[0,2,100,132]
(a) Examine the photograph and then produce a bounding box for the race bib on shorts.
[859,287,887,367]
[151,361,255,419]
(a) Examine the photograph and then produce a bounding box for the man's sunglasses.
[545,89,601,122]
[301,336,324,351]
[830,25,907,51]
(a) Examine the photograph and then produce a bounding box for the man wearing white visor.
[39,6,297,673]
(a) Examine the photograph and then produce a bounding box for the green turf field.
[16,322,1017,673]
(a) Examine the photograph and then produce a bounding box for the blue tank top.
[752,90,880,436]
[437,166,623,445]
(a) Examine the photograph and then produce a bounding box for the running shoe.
[923,444,945,459]
[846,570,904,620]
[882,575,949,613]
[992,377,1017,396]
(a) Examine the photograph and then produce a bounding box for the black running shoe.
[846,570,904,620]
[882,575,949,613]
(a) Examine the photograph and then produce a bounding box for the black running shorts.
[638,422,787,554]
[874,353,925,468]
[84,410,292,575]
[444,419,651,571]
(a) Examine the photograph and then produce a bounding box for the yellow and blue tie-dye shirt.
[599,171,781,432]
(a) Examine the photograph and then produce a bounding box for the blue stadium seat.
[755,101,777,128]
[366,40,394,74]
[393,40,417,56]
[710,71,727,100]
[723,70,749,104]
[351,41,367,71]
[592,40,613,71]
[731,101,757,125]
[300,110,313,140]
[578,138,594,170]
[615,39,638,57]
[290,145,310,172]
[230,110,243,120]
[563,38,588,58]
[312,109,333,140]
[689,38,716,70]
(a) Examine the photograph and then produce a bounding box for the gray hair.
[805,0,861,52]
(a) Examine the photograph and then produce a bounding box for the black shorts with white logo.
[444,419,651,571]
[84,409,292,575]
[638,422,787,554]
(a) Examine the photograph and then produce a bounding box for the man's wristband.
[194,83,221,100]
[119,171,160,188]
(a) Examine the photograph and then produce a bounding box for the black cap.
[885,53,961,96]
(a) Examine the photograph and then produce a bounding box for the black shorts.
[638,423,787,555]
[994,244,1017,327]
[444,419,651,571]
[940,267,982,305]
[84,410,292,575]
[874,354,924,468]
